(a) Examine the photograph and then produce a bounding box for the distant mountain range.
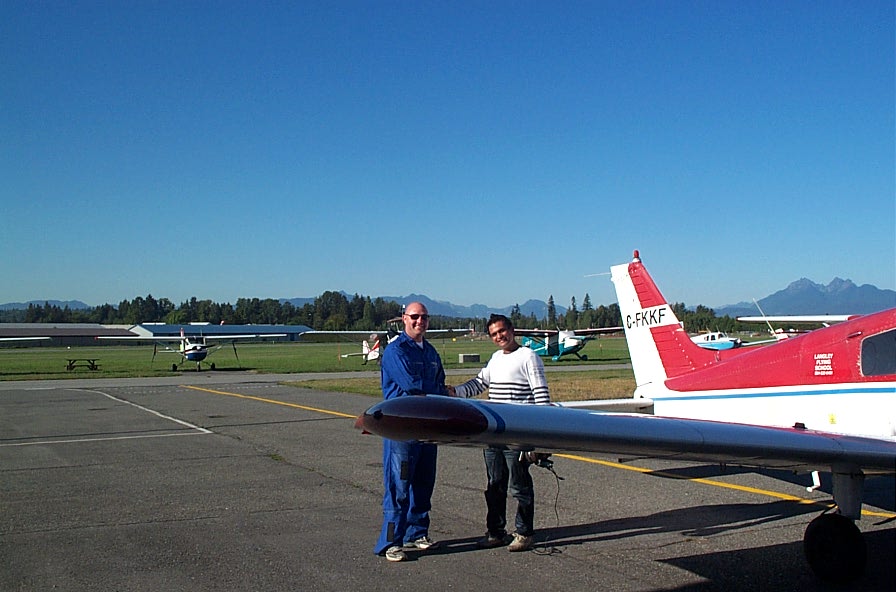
[714,278,895,318]
[281,294,558,320]
[216,279,896,319]
[3,278,894,319]
[0,300,91,311]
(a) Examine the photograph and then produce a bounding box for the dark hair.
[487,314,513,331]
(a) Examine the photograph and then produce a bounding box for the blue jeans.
[483,446,534,536]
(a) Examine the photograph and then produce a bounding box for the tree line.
[1,292,747,334]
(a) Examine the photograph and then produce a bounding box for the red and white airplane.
[304,318,470,365]
[340,334,388,365]
[356,250,895,583]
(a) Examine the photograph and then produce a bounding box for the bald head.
[402,302,430,342]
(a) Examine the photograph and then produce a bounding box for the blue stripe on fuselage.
[657,386,894,402]
[184,350,208,362]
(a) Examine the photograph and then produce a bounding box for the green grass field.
[0,336,635,402]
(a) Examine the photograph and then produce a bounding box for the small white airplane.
[690,331,742,350]
[101,328,285,371]
[356,250,895,583]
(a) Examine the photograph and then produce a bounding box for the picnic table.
[65,359,100,371]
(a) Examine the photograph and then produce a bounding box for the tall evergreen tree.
[567,296,578,329]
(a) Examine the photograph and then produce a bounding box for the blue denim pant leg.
[375,439,437,554]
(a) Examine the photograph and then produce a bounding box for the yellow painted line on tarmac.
[556,453,896,520]
[182,385,357,419]
[178,389,895,520]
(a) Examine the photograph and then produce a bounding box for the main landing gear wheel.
[803,513,866,583]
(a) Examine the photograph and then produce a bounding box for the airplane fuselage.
[181,343,210,362]
[521,332,590,361]
[612,259,896,440]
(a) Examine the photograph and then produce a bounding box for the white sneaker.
[405,536,435,550]
[384,546,407,562]
[508,533,533,552]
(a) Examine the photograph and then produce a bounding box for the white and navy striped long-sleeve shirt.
[454,346,550,405]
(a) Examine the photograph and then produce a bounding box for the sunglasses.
[405,313,430,321]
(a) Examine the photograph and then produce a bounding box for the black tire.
[803,513,866,583]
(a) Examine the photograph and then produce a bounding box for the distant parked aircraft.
[303,317,469,365]
[516,327,621,361]
[101,328,285,371]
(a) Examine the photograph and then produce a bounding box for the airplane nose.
[356,396,489,441]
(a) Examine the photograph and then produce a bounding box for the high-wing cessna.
[335,329,400,365]
[102,328,285,371]
[356,250,895,583]
[342,335,386,364]
[303,318,469,365]
[737,314,857,343]
[516,327,621,361]
[736,299,857,342]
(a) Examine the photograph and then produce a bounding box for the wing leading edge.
[356,395,896,474]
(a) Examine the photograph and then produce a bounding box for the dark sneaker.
[384,546,407,562]
[508,533,533,552]
[477,532,509,548]
[405,536,436,550]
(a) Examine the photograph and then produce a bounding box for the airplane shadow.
[167,366,256,373]
[642,464,896,513]
[427,500,894,589]
[661,528,894,591]
[429,500,815,556]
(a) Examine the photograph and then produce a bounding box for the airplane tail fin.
[611,251,718,397]
[365,339,381,362]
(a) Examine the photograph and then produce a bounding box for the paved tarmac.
[1,373,893,591]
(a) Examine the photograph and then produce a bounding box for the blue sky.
[2,1,893,311]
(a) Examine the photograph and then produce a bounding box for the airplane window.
[860,329,896,376]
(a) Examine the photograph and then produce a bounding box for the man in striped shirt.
[448,314,551,552]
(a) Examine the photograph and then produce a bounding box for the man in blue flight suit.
[375,302,448,562]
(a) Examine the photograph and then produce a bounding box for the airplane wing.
[514,327,621,337]
[301,329,468,341]
[303,329,467,335]
[569,327,623,335]
[356,395,896,474]
[199,334,286,341]
[99,334,285,342]
[556,398,655,413]
[300,331,380,335]
[738,315,856,324]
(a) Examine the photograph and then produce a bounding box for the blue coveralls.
[374,331,447,555]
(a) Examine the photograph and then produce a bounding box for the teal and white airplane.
[516,327,621,361]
